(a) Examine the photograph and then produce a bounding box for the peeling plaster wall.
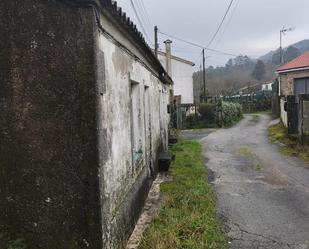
[95,13,171,247]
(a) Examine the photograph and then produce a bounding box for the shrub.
[221,102,243,126]
[184,114,198,129]
[199,103,216,123]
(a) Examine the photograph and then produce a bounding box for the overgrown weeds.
[140,140,227,249]
[268,122,309,164]
[0,233,27,249]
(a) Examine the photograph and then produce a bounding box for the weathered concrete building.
[157,41,195,105]
[0,1,172,248]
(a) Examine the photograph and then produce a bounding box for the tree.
[285,46,301,62]
[271,49,281,65]
[272,46,301,65]
[252,60,266,81]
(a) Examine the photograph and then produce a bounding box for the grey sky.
[115,0,309,69]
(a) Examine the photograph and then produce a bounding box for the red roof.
[277,51,309,72]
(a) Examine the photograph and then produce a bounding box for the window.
[294,78,309,95]
[130,81,143,166]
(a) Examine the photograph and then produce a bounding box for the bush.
[221,102,243,126]
[199,103,216,123]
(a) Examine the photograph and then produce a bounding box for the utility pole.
[154,26,158,58]
[202,49,206,102]
[280,26,294,64]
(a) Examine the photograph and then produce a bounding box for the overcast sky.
[115,0,309,69]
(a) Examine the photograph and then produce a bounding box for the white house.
[261,82,273,91]
[157,41,195,105]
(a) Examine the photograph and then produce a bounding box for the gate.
[287,95,298,134]
[298,94,309,144]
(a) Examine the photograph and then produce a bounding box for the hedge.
[221,101,243,126]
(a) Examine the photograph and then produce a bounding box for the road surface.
[183,114,309,249]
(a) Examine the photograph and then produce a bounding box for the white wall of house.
[262,83,273,91]
[281,98,288,127]
[95,13,171,248]
[158,54,194,105]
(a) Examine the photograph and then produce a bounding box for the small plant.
[268,122,309,165]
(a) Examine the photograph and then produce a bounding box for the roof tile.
[277,51,309,72]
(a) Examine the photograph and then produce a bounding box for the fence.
[280,98,288,127]
[272,95,280,118]
[282,94,309,144]
[223,91,272,113]
[298,95,309,144]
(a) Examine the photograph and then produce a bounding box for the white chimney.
[164,39,173,77]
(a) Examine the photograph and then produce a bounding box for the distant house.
[157,41,195,105]
[277,51,309,96]
[261,82,273,91]
[238,83,263,95]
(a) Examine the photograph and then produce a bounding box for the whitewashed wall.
[158,54,194,105]
[95,12,171,248]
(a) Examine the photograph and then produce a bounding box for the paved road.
[183,114,309,249]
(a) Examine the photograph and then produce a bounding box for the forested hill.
[194,39,309,97]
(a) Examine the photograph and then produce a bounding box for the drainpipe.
[278,74,281,97]
[164,39,173,78]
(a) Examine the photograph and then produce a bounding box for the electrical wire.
[158,30,238,57]
[205,0,235,48]
[135,0,153,38]
[214,0,240,49]
[129,0,154,46]
[136,0,153,30]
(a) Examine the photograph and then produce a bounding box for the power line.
[205,0,235,48]
[136,0,153,30]
[159,30,204,49]
[214,0,240,49]
[158,30,238,57]
[135,0,153,37]
[129,0,153,46]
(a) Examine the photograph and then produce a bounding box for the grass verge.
[0,233,27,249]
[268,122,309,164]
[139,140,227,249]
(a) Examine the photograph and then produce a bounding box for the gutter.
[277,66,309,74]
[61,0,173,85]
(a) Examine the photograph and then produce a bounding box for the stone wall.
[280,70,309,96]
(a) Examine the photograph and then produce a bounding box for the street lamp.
[280,26,295,64]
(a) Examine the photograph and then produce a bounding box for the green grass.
[0,233,27,249]
[140,140,227,249]
[268,122,309,164]
[238,147,253,157]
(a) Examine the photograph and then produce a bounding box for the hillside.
[193,39,309,99]
[259,39,309,63]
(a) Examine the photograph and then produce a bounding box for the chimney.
[164,39,173,77]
